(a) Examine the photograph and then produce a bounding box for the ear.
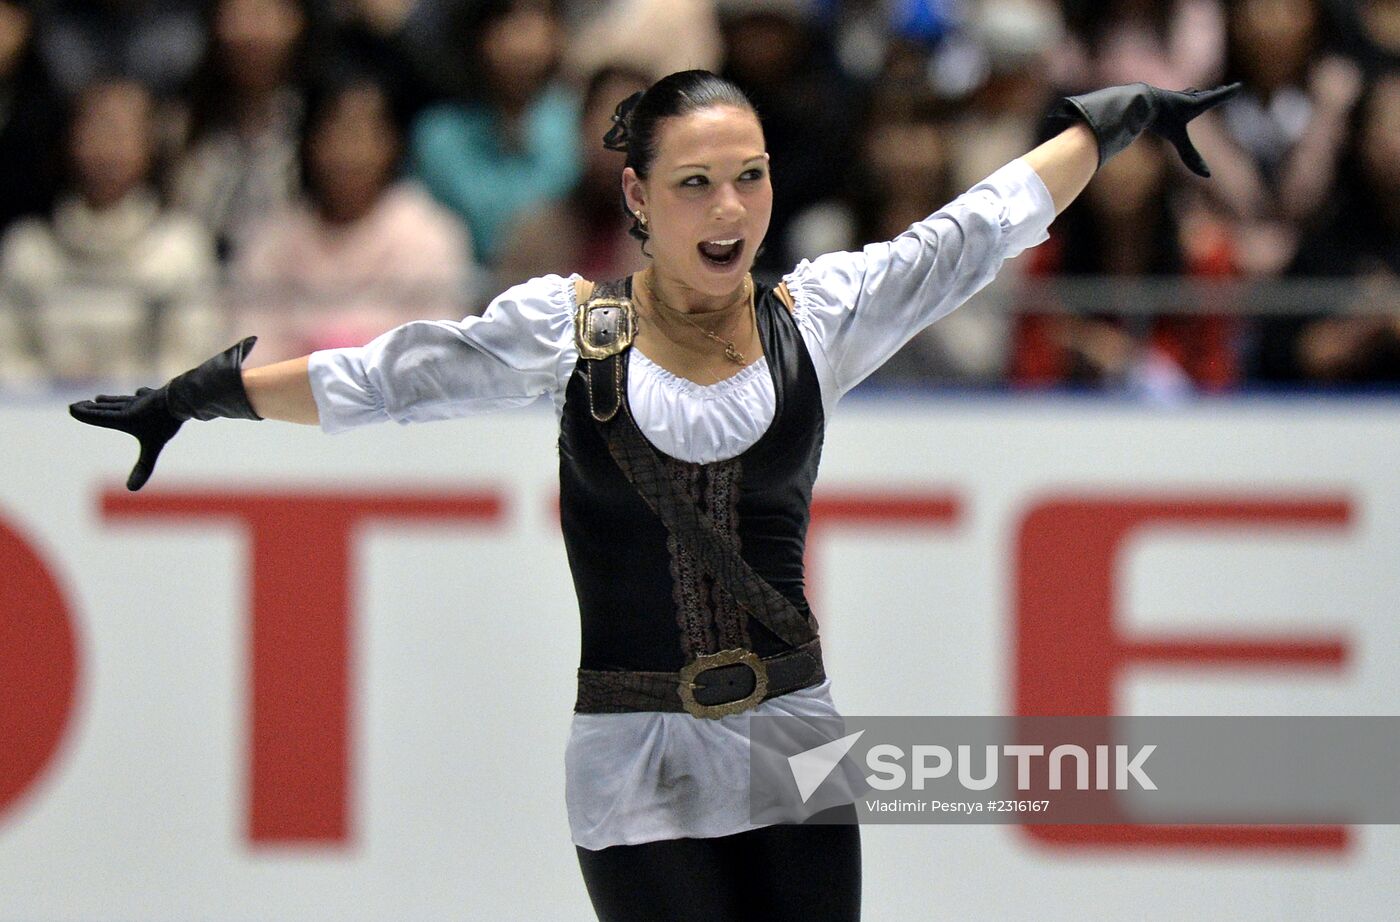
[622,167,647,218]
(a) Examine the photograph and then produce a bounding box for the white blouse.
[307,159,1055,849]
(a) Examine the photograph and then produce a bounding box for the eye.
[740,168,765,182]
[680,175,709,188]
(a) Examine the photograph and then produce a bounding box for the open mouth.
[698,237,744,268]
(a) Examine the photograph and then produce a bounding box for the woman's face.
[1088,136,1166,219]
[1360,76,1400,199]
[865,116,946,200]
[216,0,304,91]
[308,84,399,222]
[0,0,32,78]
[70,82,154,208]
[481,3,561,100]
[623,105,772,301]
[1362,0,1400,53]
[1232,0,1316,86]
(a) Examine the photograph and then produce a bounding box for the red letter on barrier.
[104,491,503,846]
[1015,496,1351,851]
[0,513,79,824]
[807,491,962,613]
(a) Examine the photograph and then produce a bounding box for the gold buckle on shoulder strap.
[575,298,637,360]
[678,648,769,719]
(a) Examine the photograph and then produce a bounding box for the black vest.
[557,279,826,673]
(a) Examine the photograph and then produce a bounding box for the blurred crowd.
[0,0,1397,394]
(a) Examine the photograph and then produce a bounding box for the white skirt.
[566,679,843,850]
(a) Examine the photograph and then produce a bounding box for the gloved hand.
[69,337,262,491]
[1048,82,1242,177]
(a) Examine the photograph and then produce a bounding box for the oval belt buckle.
[678,648,770,719]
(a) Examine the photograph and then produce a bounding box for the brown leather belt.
[574,639,825,719]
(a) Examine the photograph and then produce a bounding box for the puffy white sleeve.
[782,158,1055,404]
[307,274,579,433]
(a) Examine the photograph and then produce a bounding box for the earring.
[636,212,647,225]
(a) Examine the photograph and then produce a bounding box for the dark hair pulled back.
[602,69,758,244]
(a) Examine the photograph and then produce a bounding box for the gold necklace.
[641,273,754,365]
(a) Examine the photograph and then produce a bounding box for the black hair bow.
[603,90,643,152]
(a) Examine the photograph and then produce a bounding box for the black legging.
[576,805,861,922]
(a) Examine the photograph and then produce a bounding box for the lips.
[698,237,744,267]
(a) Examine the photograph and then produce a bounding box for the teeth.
[705,238,740,246]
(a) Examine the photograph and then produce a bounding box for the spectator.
[1254,71,1400,384]
[564,0,723,85]
[34,0,206,98]
[853,88,983,385]
[946,0,1062,192]
[1191,0,1362,276]
[1053,0,1226,92]
[1329,0,1400,75]
[935,1,1062,385]
[917,1,1063,385]
[782,84,1012,386]
[850,88,958,247]
[324,0,471,117]
[1014,136,1237,396]
[0,79,220,386]
[410,0,579,266]
[228,74,478,363]
[827,0,961,83]
[169,0,315,261]
[496,64,650,289]
[0,0,64,235]
[718,0,862,273]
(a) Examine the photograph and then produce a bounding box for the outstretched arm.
[1021,123,1099,217]
[780,82,1240,404]
[71,275,581,490]
[69,337,265,491]
[243,357,318,425]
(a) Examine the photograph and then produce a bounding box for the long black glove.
[69,337,262,491]
[1047,82,1242,177]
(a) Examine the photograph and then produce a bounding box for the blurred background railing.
[3,274,1396,396]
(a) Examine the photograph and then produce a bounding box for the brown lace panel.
[666,459,716,657]
[703,458,751,650]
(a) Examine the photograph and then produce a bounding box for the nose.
[711,181,744,221]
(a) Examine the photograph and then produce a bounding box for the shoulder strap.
[574,277,636,422]
[774,281,796,313]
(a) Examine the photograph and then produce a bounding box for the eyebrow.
[672,156,768,172]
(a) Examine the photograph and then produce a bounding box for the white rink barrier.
[1,395,1397,921]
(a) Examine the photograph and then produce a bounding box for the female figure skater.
[71,71,1237,921]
